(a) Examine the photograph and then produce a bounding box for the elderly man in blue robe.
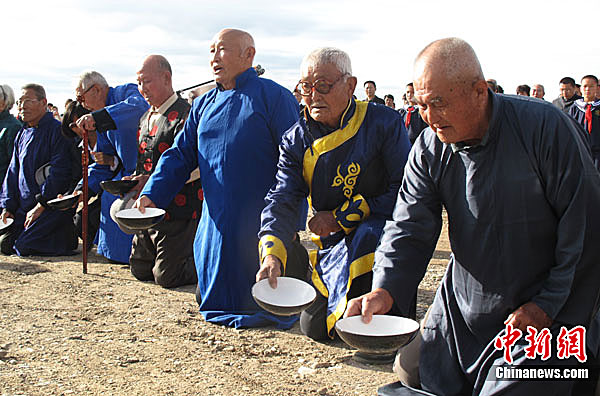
[75,71,149,263]
[0,84,77,256]
[347,38,600,396]
[135,28,302,329]
[255,47,412,340]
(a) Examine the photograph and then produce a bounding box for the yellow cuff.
[258,235,288,273]
[333,193,370,234]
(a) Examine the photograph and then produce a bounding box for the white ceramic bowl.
[335,315,419,354]
[115,208,166,230]
[252,277,317,316]
[0,217,14,230]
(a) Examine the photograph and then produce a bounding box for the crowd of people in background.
[1,28,599,395]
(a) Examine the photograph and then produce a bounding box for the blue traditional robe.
[569,98,600,171]
[259,99,411,335]
[86,84,149,263]
[141,68,299,328]
[374,93,600,395]
[0,112,75,255]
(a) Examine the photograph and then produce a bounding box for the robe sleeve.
[140,98,200,209]
[372,140,443,316]
[528,112,599,319]
[92,85,149,133]
[258,128,308,271]
[38,124,73,202]
[0,131,22,213]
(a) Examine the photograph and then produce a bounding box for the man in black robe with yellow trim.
[256,47,412,340]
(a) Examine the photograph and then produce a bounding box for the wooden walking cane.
[81,126,90,274]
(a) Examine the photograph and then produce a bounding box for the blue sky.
[3,0,599,111]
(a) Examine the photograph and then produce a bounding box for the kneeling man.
[256,48,412,340]
[0,84,77,256]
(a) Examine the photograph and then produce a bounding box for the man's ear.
[245,46,256,63]
[346,76,357,96]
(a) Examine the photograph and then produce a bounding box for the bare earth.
[0,214,449,396]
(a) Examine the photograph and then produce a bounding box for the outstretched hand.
[256,254,282,289]
[133,195,156,214]
[344,288,394,324]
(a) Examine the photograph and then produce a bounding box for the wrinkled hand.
[1,209,13,224]
[133,195,156,214]
[91,151,114,166]
[308,211,341,237]
[256,254,282,289]
[345,288,394,324]
[505,302,552,332]
[76,114,96,132]
[24,203,45,229]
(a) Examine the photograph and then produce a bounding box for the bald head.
[141,54,172,75]
[412,37,491,145]
[137,54,174,107]
[210,28,256,90]
[214,29,255,54]
[414,38,484,88]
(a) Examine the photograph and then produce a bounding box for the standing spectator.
[486,78,498,93]
[384,94,395,109]
[399,83,428,144]
[552,77,582,113]
[364,80,385,104]
[532,83,545,99]
[0,84,77,256]
[569,74,600,170]
[74,71,149,263]
[516,84,530,96]
[0,84,21,183]
[405,82,417,106]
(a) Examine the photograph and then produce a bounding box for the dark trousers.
[130,217,198,288]
[74,195,101,251]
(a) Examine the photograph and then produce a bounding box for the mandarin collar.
[216,67,258,91]
[451,89,498,153]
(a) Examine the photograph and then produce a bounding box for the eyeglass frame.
[295,73,349,96]
[16,97,41,108]
[76,84,97,103]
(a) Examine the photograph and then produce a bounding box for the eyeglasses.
[296,74,348,96]
[76,84,96,102]
[16,98,40,107]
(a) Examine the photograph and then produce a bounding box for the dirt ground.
[0,215,449,396]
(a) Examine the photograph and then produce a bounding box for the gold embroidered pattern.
[331,162,360,198]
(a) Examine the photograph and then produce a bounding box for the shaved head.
[210,28,256,90]
[214,28,255,54]
[414,37,484,88]
[141,54,172,75]
[412,37,491,144]
[137,54,174,107]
